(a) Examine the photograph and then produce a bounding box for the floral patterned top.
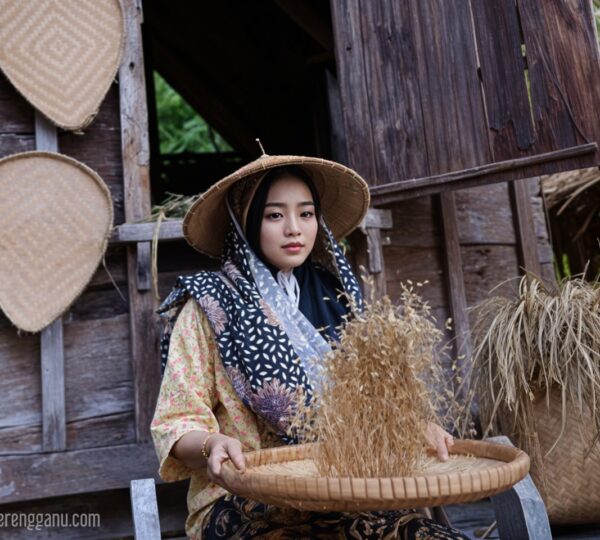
[150,298,282,539]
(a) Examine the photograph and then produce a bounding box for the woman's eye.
[301,211,315,218]
[266,212,283,220]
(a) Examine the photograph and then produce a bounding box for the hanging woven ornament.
[0,151,113,332]
[0,0,124,131]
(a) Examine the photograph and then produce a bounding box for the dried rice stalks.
[470,275,600,462]
[290,284,450,477]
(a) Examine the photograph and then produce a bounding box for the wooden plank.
[461,245,521,309]
[470,0,536,158]
[119,0,161,443]
[0,443,160,504]
[330,0,378,181]
[362,208,393,230]
[509,180,542,276]
[110,220,184,244]
[384,246,447,310]
[439,193,472,387]
[517,0,600,165]
[130,479,162,540]
[325,69,348,165]
[40,319,66,452]
[370,143,597,205]
[358,0,428,183]
[34,111,67,453]
[409,0,490,175]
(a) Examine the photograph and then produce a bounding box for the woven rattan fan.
[0,0,124,130]
[221,440,529,511]
[0,151,113,332]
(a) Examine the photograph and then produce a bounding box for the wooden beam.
[35,111,67,453]
[130,479,162,540]
[370,143,597,206]
[0,443,159,504]
[439,193,472,390]
[509,179,542,276]
[119,0,161,443]
[272,0,334,53]
[110,220,184,244]
[109,209,391,245]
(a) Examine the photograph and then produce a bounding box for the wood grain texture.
[517,0,600,166]
[330,0,378,181]
[40,319,66,452]
[369,143,597,205]
[439,193,472,385]
[130,478,162,540]
[409,0,490,175]
[0,443,160,504]
[119,0,161,443]
[358,0,428,183]
[470,0,536,157]
[34,110,67,453]
[509,180,542,276]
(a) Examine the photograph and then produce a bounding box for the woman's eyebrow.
[264,201,315,208]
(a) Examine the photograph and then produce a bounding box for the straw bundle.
[470,275,600,522]
[290,284,447,478]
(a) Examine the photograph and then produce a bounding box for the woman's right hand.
[205,433,246,487]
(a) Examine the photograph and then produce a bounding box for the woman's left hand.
[425,422,454,462]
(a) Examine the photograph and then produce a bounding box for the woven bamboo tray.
[220,440,530,511]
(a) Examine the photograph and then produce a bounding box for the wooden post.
[439,192,472,394]
[119,0,161,442]
[130,479,162,540]
[509,179,542,277]
[35,111,67,453]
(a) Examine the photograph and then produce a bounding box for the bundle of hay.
[292,284,449,478]
[470,275,600,523]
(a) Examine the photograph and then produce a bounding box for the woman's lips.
[282,243,303,254]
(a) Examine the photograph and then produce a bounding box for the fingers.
[206,436,245,488]
[425,422,454,462]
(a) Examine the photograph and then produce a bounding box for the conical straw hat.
[183,154,371,258]
[0,151,113,332]
[0,0,124,131]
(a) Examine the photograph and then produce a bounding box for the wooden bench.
[130,435,551,539]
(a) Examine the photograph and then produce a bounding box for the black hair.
[245,165,321,261]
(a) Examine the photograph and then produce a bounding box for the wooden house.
[0,1,598,537]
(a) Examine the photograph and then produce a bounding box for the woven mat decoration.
[0,0,124,131]
[0,152,113,332]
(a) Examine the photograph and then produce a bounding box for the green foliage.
[154,72,232,154]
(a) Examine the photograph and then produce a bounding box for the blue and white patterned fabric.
[158,212,363,441]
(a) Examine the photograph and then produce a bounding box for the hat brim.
[183,155,370,258]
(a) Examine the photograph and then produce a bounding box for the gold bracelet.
[201,432,218,459]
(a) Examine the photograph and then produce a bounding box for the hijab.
[158,168,363,441]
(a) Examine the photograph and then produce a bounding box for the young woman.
[151,154,466,539]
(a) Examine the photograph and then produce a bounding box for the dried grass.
[469,275,600,462]
[290,283,450,477]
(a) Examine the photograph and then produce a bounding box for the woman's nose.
[284,216,301,236]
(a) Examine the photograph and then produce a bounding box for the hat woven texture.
[0,0,124,131]
[0,152,113,332]
[183,155,371,258]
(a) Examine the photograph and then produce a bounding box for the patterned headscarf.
[158,201,363,441]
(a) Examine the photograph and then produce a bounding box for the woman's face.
[259,175,318,273]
